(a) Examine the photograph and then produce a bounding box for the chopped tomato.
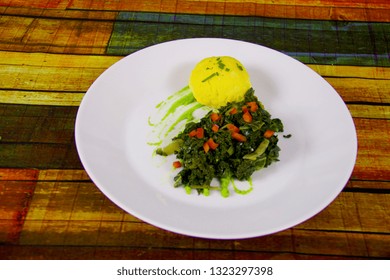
[231,132,247,142]
[226,123,240,133]
[229,107,238,115]
[246,101,259,112]
[210,112,221,122]
[211,124,219,132]
[189,127,205,138]
[264,130,275,138]
[172,161,182,168]
[241,105,249,113]
[207,138,219,150]
[243,111,253,123]
[203,141,210,153]
[188,129,197,137]
[196,127,204,139]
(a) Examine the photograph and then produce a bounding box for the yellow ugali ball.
[189,56,251,108]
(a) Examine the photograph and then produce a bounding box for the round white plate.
[75,38,357,239]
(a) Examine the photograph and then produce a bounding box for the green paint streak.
[165,102,204,136]
[147,140,163,146]
[147,116,154,126]
[149,86,193,127]
[232,179,253,195]
[148,86,207,149]
[161,91,195,122]
[155,100,164,109]
[156,86,190,109]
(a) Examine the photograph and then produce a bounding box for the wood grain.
[0,244,378,260]
[1,51,389,106]
[0,90,85,106]
[66,0,390,22]
[347,105,389,119]
[18,181,388,235]
[0,6,118,20]
[0,15,113,54]
[0,168,39,181]
[0,143,82,169]
[0,180,37,244]
[308,65,390,80]
[0,1,389,260]
[15,218,390,259]
[37,169,90,181]
[0,0,70,9]
[327,78,390,104]
[3,0,390,10]
[352,118,390,181]
[1,172,389,259]
[0,165,389,259]
[106,14,389,67]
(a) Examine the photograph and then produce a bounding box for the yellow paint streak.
[2,51,121,68]
[37,169,91,181]
[0,90,84,106]
[0,51,122,106]
[348,105,390,119]
[308,64,390,80]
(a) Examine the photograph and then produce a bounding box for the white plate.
[75,38,357,239]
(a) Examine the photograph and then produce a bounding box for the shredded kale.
[169,88,284,196]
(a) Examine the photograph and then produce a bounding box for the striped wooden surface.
[0,0,389,259]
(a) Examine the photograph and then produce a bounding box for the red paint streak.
[0,168,39,181]
[0,169,39,244]
[0,0,66,9]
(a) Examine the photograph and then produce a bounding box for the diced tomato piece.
[188,129,197,137]
[229,107,238,115]
[207,138,219,150]
[264,130,275,138]
[226,123,240,133]
[172,161,182,168]
[196,127,204,139]
[231,132,247,142]
[203,141,210,153]
[210,112,221,122]
[211,124,219,132]
[246,101,259,112]
[242,105,249,113]
[243,111,253,123]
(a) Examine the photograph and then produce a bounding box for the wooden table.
[0,0,389,260]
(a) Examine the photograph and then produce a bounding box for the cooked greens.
[159,88,284,197]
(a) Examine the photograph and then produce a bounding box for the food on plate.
[151,56,285,197]
[189,56,251,108]
[166,88,283,197]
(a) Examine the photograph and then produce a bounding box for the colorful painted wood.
[0,0,389,259]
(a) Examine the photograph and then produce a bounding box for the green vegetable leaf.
[167,87,285,196]
[243,139,270,160]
